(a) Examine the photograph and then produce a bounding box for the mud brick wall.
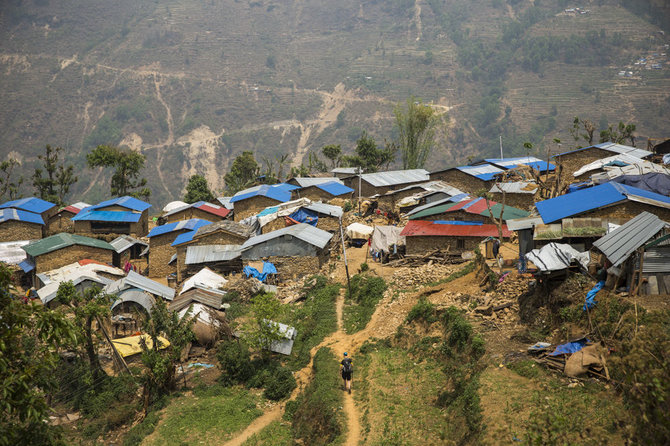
[265,255,322,281]
[580,201,670,223]
[261,218,287,234]
[429,170,490,195]
[489,193,536,212]
[0,220,43,242]
[47,211,76,235]
[406,236,482,255]
[148,231,186,278]
[317,216,340,232]
[553,148,612,181]
[113,250,131,268]
[233,196,282,221]
[175,231,249,282]
[35,245,113,273]
[292,186,352,203]
[423,210,486,223]
[166,208,221,224]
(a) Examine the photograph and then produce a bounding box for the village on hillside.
[3,137,670,444]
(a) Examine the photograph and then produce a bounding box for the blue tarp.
[243,261,277,282]
[289,208,318,226]
[584,280,605,311]
[549,338,590,356]
[315,181,354,196]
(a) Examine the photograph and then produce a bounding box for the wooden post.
[339,217,352,296]
[97,316,132,376]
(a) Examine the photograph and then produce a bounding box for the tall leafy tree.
[0,158,23,201]
[321,144,342,169]
[86,145,151,199]
[341,132,395,173]
[224,151,259,194]
[183,174,216,203]
[600,121,636,146]
[32,145,78,206]
[394,97,440,169]
[0,265,75,444]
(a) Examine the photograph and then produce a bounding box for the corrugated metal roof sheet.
[305,202,343,218]
[148,218,212,238]
[536,182,670,224]
[485,157,556,172]
[181,267,228,294]
[409,197,529,221]
[71,209,142,222]
[170,288,227,312]
[400,220,512,237]
[593,212,667,266]
[0,240,30,264]
[489,182,538,194]
[331,167,359,174]
[0,208,45,225]
[456,164,504,180]
[0,197,56,214]
[405,194,469,217]
[241,223,332,250]
[230,183,299,203]
[104,270,175,300]
[111,289,156,314]
[110,235,148,253]
[164,201,230,218]
[385,180,465,198]
[87,196,152,212]
[290,177,343,187]
[642,248,670,273]
[23,233,115,257]
[360,169,429,187]
[63,202,91,214]
[572,153,645,177]
[553,142,652,159]
[185,244,243,264]
[506,216,544,231]
[172,220,252,246]
[216,196,233,210]
[19,259,35,272]
[314,181,354,196]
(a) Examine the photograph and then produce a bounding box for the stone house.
[171,220,253,282]
[160,201,231,224]
[182,245,244,279]
[400,220,512,255]
[47,202,90,234]
[21,233,115,286]
[0,209,45,242]
[147,219,212,278]
[429,165,502,195]
[552,142,652,180]
[488,182,538,211]
[376,181,465,212]
[536,182,670,224]
[241,223,333,281]
[109,235,148,268]
[0,197,57,237]
[341,169,429,198]
[230,183,299,221]
[291,181,354,202]
[331,167,359,179]
[72,196,152,237]
[260,202,343,234]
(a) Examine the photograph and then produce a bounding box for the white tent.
[345,222,374,240]
[181,267,228,294]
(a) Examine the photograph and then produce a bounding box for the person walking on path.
[341,352,353,394]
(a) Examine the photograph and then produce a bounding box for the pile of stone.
[494,272,533,299]
[390,263,456,289]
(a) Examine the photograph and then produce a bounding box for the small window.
[457,239,465,249]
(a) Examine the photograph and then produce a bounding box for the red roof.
[400,220,511,238]
[445,197,494,214]
[195,203,231,218]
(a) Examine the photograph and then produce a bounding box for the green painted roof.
[480,203,530,221]
[409,202,459,219]
[409,199,529,221]
[23,233,115,257]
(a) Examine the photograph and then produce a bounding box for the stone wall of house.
[149,231,184,278]
[47,211,76,235]
[429,170,490,195]
[489,193,536,212]
[554,148,612,180]
[261,218,287,234]
[317,216,340,232]
[292,186,352,203]
[406,235,481,255]
[265,254,322,281]
[35,245,113,273]
[580,201,670,223]
[0,220,43,242]
[166,208,221,224]
[175,231,249,282]
[233,196,282,221]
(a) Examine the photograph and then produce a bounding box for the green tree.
[183,174,215,203]
[569,116,597,148]
[0,158,23,201]
[32,145,78,206]
[224,151,259,194]
[600,121,636,146]
[0,265,75,445]
[246,293,285,357]
[56,282,116,382]
[394,97,441,169]
[341,132,395,173]
[86,145,151,199]
[140,299,195,410]
[321,144,342,169]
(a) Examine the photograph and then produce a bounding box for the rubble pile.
[494,272,533,299]
[276,277,308,303]
[390,263,457,289]
[224,276,264,301]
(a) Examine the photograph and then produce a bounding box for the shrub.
[360,262,369,272]
[264,367,297,401]
[217,340,254,385]
[344,274,387,333]
[406,297,437,324]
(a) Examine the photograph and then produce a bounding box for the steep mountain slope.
[0,0,668,206]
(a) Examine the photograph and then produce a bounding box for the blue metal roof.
[485,157,555,172]
[314,181,354,196]
[87,196,152,212]
[0,208,45,225]
[172,230,197,246]
[71,209,142,222]
[19,258,35,273]
[230,183,299,203]
[456,164,504,180]
[0,197,56,214]
[147,218,212,238]
[536,182,670,224]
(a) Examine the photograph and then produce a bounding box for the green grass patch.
[343,274,387,333]
[425,261,475,287]
[141,384,263,446]
[290,347,344,445]
[242,420,293,446]
[506,359,542,379]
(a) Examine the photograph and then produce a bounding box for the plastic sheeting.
[370,226,405,252]
[584,281,605,311]
[548,338,590,356]
[611,173,670,196]
[525,243,590,272]
[243,261,277,282]
[346,222,374,240]
[289,208,318,226]
[111,334,169,358]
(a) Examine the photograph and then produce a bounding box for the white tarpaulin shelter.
[256,198,312,227]
[181,267,228,294]
[370,225,405,252]
[346,222,374,240]
[526,243,590,272]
